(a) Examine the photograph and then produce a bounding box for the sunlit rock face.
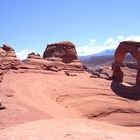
[43,41,78,63]
[43,41,84,72]
[0,44,20,80]
[1,44,16,57]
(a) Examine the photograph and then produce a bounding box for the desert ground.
[0,69,140,139]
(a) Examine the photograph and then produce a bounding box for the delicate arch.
[112,41,140,84]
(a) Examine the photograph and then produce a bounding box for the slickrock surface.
[0,119,140,140]
[0,71,140,131]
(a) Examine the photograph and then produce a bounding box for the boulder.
[43,41,78,63]
[65,71,77,76]
[90,67,113,80]
[43,41,84,72]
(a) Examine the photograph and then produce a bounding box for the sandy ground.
[0,70,140,139]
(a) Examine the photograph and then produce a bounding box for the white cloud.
[16,49,33,60]
[104,38,117,46]
[123,35,140,41]
[77,35,140,56]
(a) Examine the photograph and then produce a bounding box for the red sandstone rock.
[112,63,123,82]
[112,41,140,84]
[21,42,83,72]
[0,57,20,71]
[43,41,84,72]
[0,48,6,57]
[0,70,3,82]
[91,67,113,80]
[0,44,20,70]
[0,44,20,82]
[2,44,16,57]
[43,41,78,63]
[1,72,140,131]
[27,52,42,59]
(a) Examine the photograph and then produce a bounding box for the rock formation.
[27,52,42,59]
[112,41,140,84]
[43,41,78,63]
[43,41,84,72]
[1,44,16,57]
[0,44,20,76]
[90,67,113,80]
[22,51,59,72]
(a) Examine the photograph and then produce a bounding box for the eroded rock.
[43,41,84,72]
[27,52,42,59]
[112,41,140,84]
[2,44,16,57]
[0,44,20,82]
[43,41,78,63]
[90,67,113,80]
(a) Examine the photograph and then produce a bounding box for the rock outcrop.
[43,41,78,63]
[1,44,16,57]
[112,41,140,84]
[0,44,20,78]
[0,42,84,77]
[43,41,84,72]
[19,52,59,72]
[90,67,113,80]
[27,52,42,59]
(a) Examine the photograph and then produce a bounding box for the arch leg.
[112,63,123,82]
[136,69,140,84]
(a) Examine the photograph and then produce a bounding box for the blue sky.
[0,0,140,59]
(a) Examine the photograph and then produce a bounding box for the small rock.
[90,75,98,78]
[99,74,108,79]
[65,71,77,76]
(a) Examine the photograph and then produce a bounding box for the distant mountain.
[93,49,115,56]
[79,49,115,61]
[80,55,114,67]
[79,49,136,68]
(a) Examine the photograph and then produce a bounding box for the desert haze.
[0,42,140,140]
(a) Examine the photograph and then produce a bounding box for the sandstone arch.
[112,41,140,84]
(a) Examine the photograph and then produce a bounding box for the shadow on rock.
[111,81,140,101]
